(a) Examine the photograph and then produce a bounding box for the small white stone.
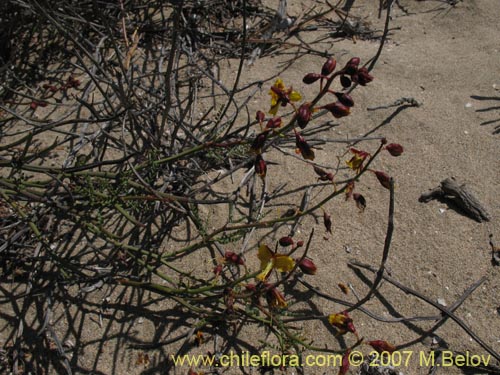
[465,102,473,108]
[437,298,447,306]
[464,130,469,134]
[439,208,446,214]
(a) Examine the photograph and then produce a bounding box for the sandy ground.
[1,0,499,374]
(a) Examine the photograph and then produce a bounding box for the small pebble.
[437,298,447,306]
[465,102,473,108]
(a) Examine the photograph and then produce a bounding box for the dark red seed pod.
[302,73,322,84]
[279,236,294,247]
[356,67,374,86]
[297,103,312,129]
[254,154,267,178]
[374,171,392,190]
[296,240,304,247]
[298,258,317,275]
[313,165,334,182]
[323,102,350,118]
[250,131,269,154]
[266,116,282,129]
[340,75,352,88]
[385,143,404,157]
[294,129,315,160]
[368,340,396,354]
[344,57,360,75]
[339,350,351,375]
[353,193,366,212]
[334,92,354,107]
[321,57,337,76]
[323,211,332,234]
[256,110,265,123]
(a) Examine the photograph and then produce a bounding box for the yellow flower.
[328,311,357,335]
[346,148,369,172]
[346,153,365,171]
[266,284,288,308]
[268,78,302,115]
[257,244,295,281]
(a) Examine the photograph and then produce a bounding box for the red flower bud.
[324,102,350,118]
[256,110,265,123]
[302,73,322,84]
[385,143,404,156]
[224,251,244,265]
[321,57,337,76]
[334,92,354,107]
[374,171,391,190]
[353,193,366,212]
[279,236,294,247]
[266,116,282,129]
[340,75,352,88]
[213,264,223,275]
[250,131,269,154]
[297,103,312,129]
[323,211,332,234]
[298,258,317,275]
[294,129,315,160]
[254,154,267,178]
[67,76,81,88]
[245,283,257,292]
[381,137,388,145]
[30,100,47,110]
[356,67,374,86]
[296,240,304,247]
[367,340,396,354]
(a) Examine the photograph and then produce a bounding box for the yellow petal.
[328,313,346,326]
[269,95,278,107]
[270,289,287,308]
[273,255,295,273]
[289,90,302,102]
[346,154,364,171]
[269,103,279,115]
[274,78,285,90]
[257,244,273,265]
[257,261,274,281]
